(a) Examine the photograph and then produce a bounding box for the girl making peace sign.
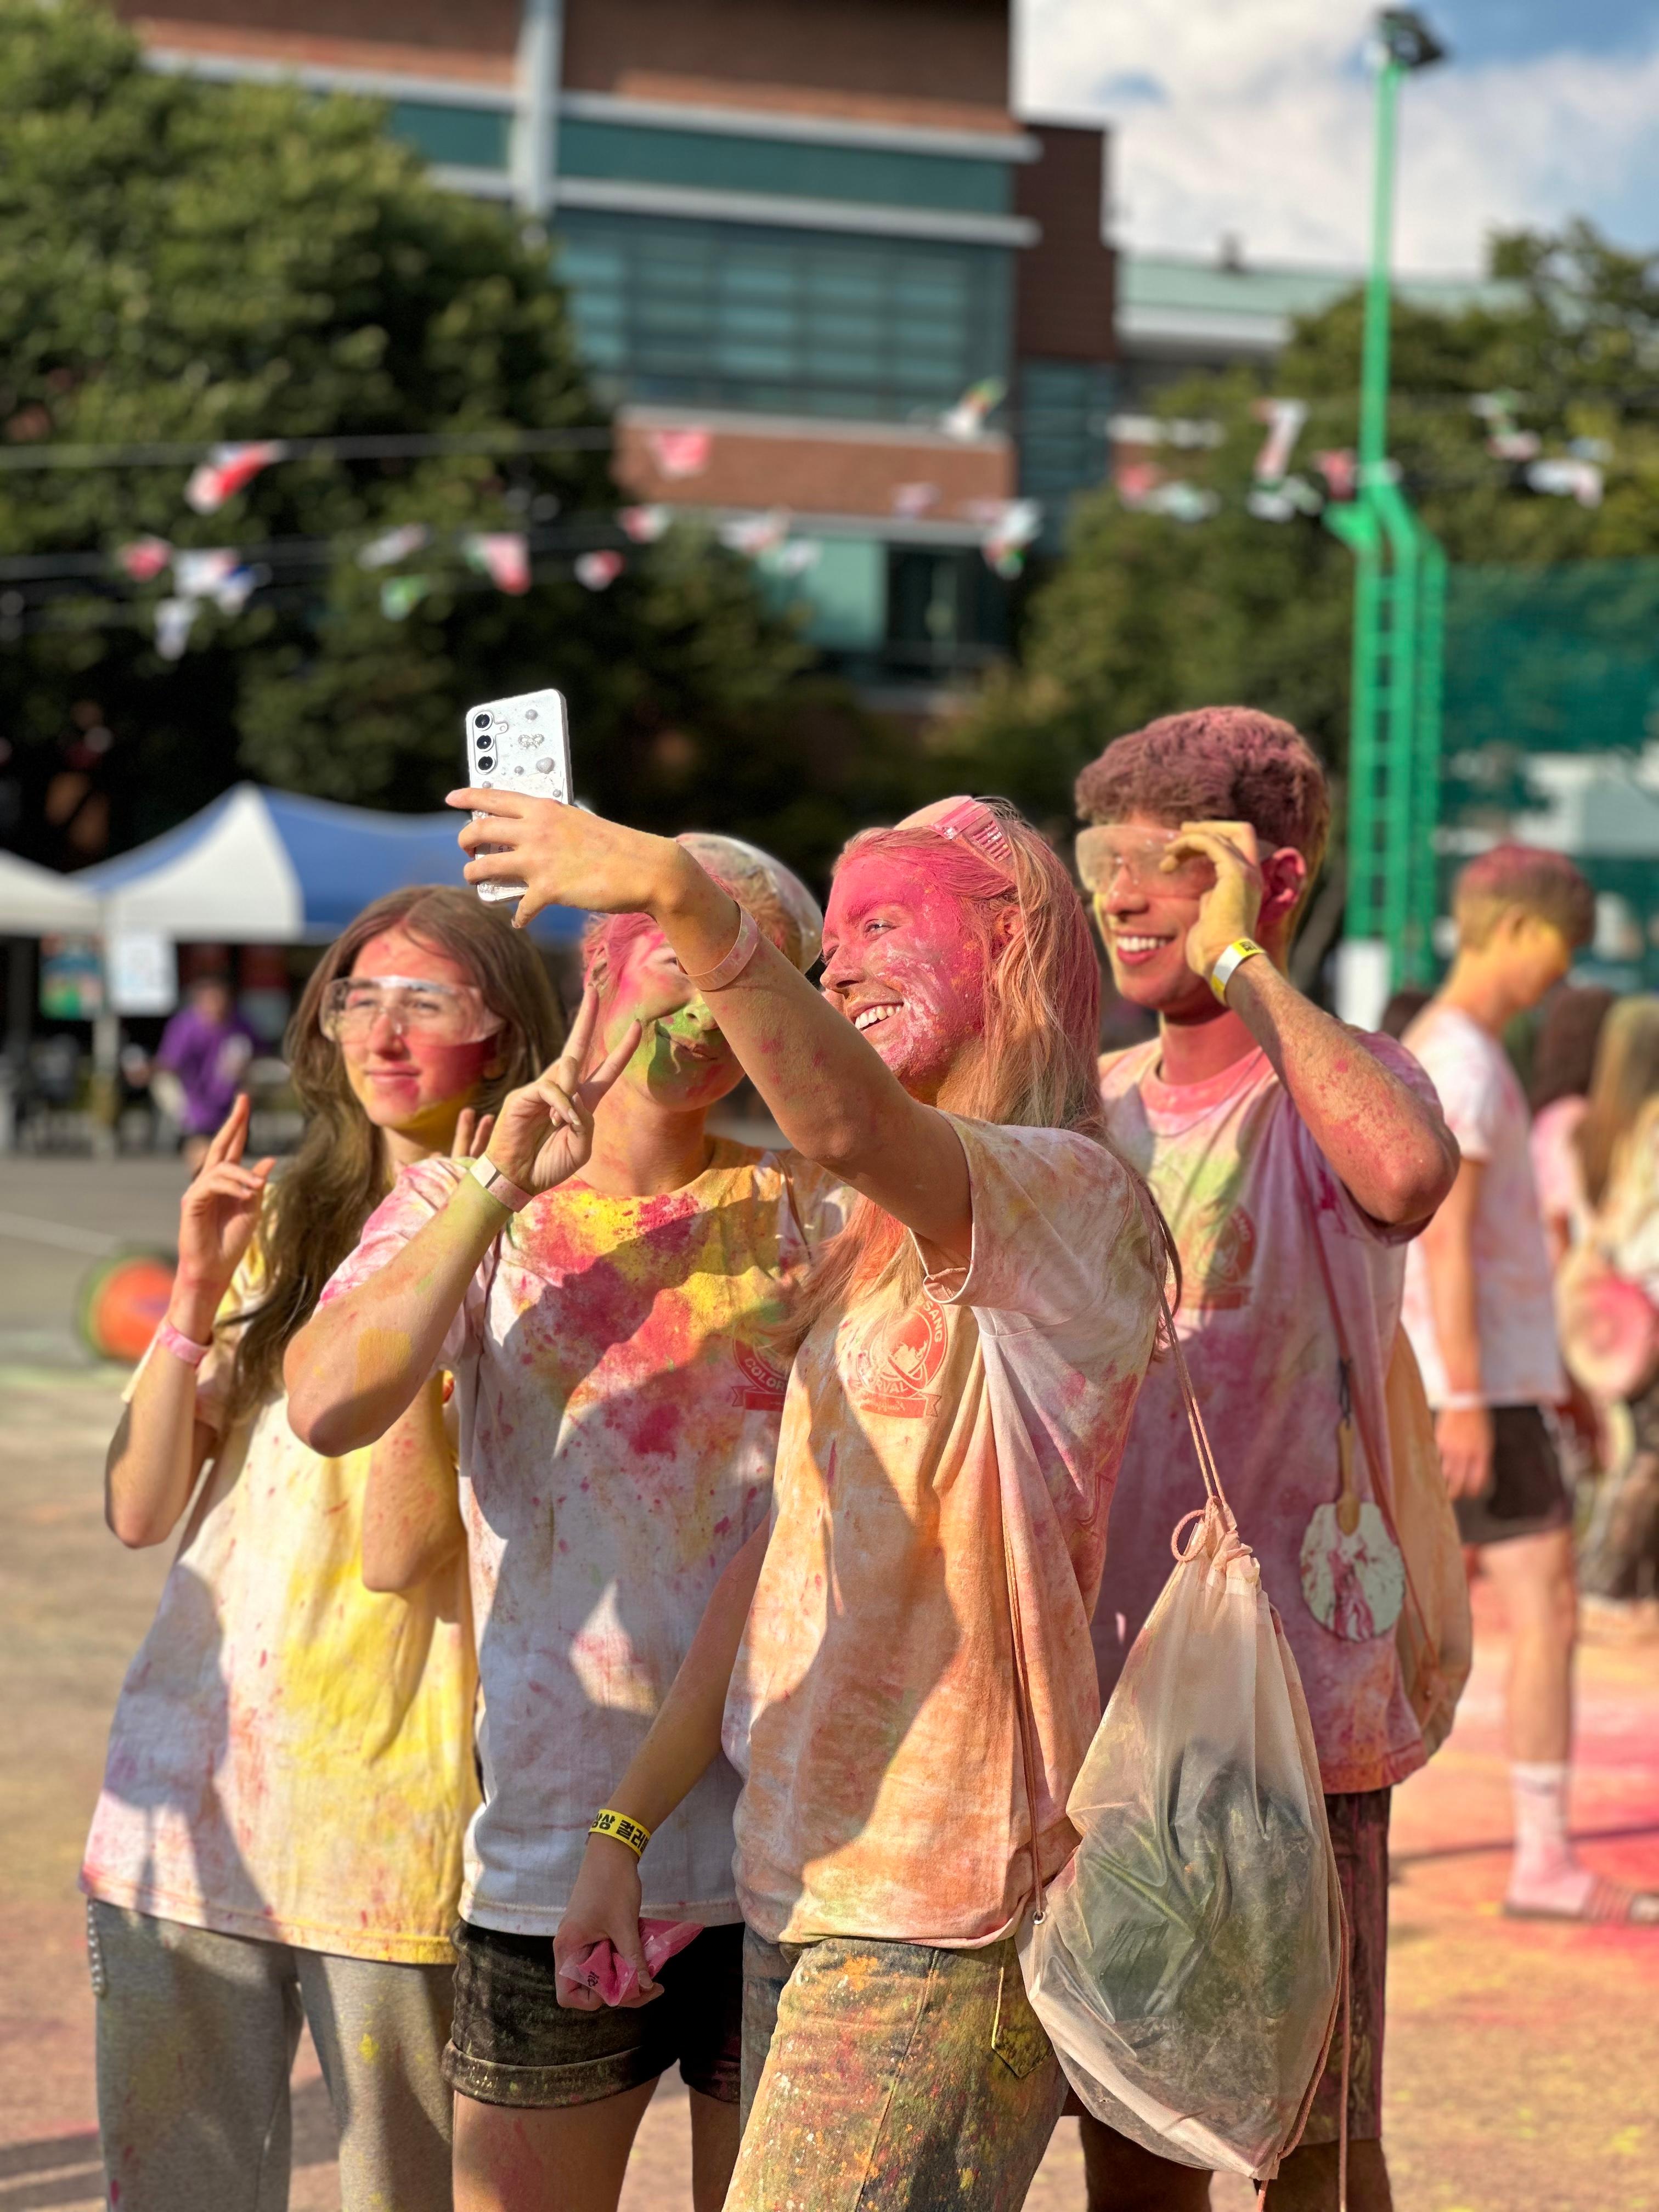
[289,837,838,2212]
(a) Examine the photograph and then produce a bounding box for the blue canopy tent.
[77,783,584,946]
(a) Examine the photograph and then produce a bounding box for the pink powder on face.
[821,852,992,1092]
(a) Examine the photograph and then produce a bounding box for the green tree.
[0,0,918,882]
[952,223,1659,840]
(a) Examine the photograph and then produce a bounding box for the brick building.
[124,0,1115,706]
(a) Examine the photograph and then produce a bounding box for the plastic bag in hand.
[1019,1495,1341,2181]
[558,1918,702,2007]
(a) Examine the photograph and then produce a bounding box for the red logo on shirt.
[731,1337,791,1412]
[845,1298,951,1419]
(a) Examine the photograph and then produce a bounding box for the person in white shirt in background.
[1403,847,1658,1923]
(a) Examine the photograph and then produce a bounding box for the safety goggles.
[1075,825,1216,898]
[320,975,501,1047]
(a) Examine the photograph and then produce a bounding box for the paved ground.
[1,1161,1655,2210]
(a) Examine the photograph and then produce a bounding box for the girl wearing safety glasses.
[83,887,561,2212]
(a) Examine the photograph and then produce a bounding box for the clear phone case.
[465,689,572,904]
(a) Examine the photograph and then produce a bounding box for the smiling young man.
[1074,708,1459,2212]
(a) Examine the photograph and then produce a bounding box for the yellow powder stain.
[1608,2128,1645,2156]
[359,2030,381,2064]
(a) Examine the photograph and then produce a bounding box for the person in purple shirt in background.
[155,973,257,1166]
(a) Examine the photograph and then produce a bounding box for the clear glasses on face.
[320,974,501,1047]
[1075,826,1216,898]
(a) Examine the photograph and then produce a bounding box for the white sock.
[1508,1760,1593,1909]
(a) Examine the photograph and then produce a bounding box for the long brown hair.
[1575,995,1659,1211]
[222,887,564,1419]
[795,799,1180,1334]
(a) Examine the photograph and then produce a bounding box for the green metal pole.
[1359,60,1402,477]
[1410,536,1448,980]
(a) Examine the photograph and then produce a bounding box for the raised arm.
[105,1098,272,1548]
[451,794,972,1265]
[285,994,640,1458]
[1178,822,1459,1227]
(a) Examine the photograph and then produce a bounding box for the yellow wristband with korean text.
[589,1809,651,1858]
[1209,937,1265,1005]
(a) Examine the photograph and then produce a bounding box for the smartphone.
[465,688,572,905]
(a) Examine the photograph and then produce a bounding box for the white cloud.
[1019,0,1659,274]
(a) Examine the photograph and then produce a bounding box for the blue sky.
[1022,0,1659,272]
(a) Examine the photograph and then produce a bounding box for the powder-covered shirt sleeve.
[318,1155,482,1371]
[1289,1029,1451,1249]
[1404,1015,1502,1163]
[921,1115,1146,1331]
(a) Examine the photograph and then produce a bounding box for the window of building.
[887,547,1009,673]
[1017,359,1115,535]
[760,539,889,651]
[556,212,1011,420]
[558,120,1012,215]
[387,100,511,171]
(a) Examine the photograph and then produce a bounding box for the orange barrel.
[77,1250,179,1364]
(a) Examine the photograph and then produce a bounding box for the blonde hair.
[797,798,1178,1334]
[1452,844,1594,953]
[1576,995,1659,1211]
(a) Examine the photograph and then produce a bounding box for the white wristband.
[470,1155,533,1213]
[1437,1391,1486,1412]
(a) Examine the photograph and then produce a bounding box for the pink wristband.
[155,1319,211,1368]
[470,1154,534,1213]
[684,907,760,994]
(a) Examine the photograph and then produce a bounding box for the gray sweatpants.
[89,1900,454,2212]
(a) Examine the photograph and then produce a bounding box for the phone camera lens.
[473,712,492,730]
[478,754,495,770]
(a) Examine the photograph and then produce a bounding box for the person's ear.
[1258,848,1307,931]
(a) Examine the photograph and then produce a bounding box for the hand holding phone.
[464,689,572,904]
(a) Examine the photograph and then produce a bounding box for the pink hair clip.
[929,797,1018,881]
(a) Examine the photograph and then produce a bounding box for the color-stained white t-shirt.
[82,1246,478,1965]
[1402,1003,1565,1408]
[1096,1038,1434,1798]
[322,1141,843,1936]
[727,1117,1160,1948]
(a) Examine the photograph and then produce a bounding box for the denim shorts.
[443,1918,742,2109]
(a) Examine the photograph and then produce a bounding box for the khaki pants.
[734,1929,1065,2211]
[90,1900,454,2212]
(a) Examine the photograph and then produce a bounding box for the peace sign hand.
[175,1094,275,1307]
[484,988,642,1194]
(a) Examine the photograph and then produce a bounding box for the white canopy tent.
[0,850,101,934]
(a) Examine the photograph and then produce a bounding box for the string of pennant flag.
[1111,391,1621,523]
[0,377,1045,655]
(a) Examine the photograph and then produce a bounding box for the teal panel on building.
[1018,358,1113,539]
[762,538,888,650]
[558,119,1011,214]
[387,100,510,170]
[556,211,1011,420]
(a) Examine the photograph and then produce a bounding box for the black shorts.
[444,1918,743,2109]
[1454,1403,1573,1548]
